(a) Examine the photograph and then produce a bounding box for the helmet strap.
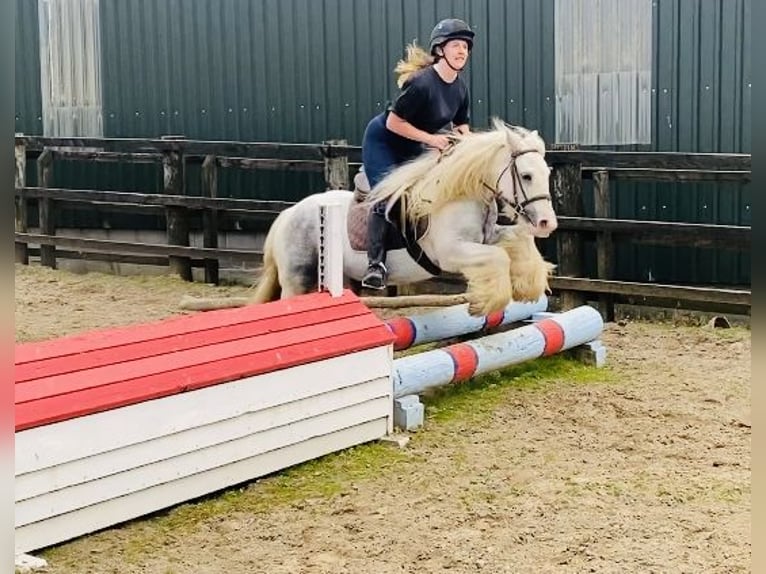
[444,54,464,72]
[436,46,466,73]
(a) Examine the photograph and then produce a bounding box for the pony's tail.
[394,42,433,88]
[249,213,282,304]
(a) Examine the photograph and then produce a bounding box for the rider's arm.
[386,112,442,147]
[453,89,471,134]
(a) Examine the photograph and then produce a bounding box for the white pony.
[249,118,558,316]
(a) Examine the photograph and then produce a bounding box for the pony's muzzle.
[538,218,557,232]
[532,217,557,237]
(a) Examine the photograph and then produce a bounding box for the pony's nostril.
[538,219,548,229]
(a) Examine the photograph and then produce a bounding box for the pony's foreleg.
[439,241,513,317]
[492,226,556,302]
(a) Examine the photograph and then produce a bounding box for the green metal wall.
[96,0,554,144]
[14,0,750,285]
[15,0,42,135]
[616,0,751,285]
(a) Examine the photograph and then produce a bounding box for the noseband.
[481,149,551,225]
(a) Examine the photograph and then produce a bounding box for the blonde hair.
[393,42,434,88]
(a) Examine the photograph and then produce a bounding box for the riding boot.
[362,210,389,290]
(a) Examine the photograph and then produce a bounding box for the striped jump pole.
[385,295,548,351]
[392,304,604,399]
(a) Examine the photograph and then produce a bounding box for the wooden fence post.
[15,135,28,264]
[37,149,56,269]
[551,160,586,310]
[323,139,349,190]
[594,170,615,321]
[162,136,191,281]
[202,154,219,284]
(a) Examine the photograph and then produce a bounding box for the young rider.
[360,18,475,290]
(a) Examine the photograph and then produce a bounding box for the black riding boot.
[362,210,389,290]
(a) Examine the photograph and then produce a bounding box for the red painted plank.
[15,290,361,365]
[16,303,372,383]
[15,325,394,431]
[16,314,389,404]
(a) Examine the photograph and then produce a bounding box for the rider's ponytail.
[393,42,433,88]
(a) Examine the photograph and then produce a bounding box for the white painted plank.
[16,346,391,474]
[17,377,391,501]
[17,397,390,526]
[384,345,395,435]
[15,418,387,555]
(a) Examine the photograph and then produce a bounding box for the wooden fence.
[14,134,751,318]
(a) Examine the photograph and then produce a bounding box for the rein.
[481,148,551,225]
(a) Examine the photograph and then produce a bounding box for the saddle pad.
[346,199,415,253]
[347,201,371,251]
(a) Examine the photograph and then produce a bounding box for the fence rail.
[14,133,751,318]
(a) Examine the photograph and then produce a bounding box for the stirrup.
[362,263,387,290]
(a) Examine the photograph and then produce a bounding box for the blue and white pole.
[385,295,548,351]
[392,304,605,398]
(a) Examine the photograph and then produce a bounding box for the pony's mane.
[393,42,433,88]
[371,118,546,222]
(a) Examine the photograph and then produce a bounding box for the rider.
[360,18,475,290]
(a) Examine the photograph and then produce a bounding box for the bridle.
[480,149,552,225]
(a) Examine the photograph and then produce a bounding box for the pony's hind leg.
[277,260,318,299]
[271,205,320,299]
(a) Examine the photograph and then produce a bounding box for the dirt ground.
[15,264,751,574]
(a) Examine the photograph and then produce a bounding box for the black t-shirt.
[389,66,470,135]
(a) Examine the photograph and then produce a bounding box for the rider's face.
[440,39,470,68]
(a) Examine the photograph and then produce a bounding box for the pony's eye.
[521,174,533,182]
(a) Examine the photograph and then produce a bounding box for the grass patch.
[422,354,616,425]
[169,441,413,522]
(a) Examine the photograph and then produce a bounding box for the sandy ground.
[15,263,751,574]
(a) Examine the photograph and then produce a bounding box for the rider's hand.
[427,133,451,151]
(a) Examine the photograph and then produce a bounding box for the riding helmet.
[428,18,475,55]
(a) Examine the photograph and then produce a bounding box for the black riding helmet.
[428,18,475,56]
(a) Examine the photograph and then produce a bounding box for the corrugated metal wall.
[96,0,554,143]
[14,0,750,285]
[611,0,751,285]
[14,0,752,151]
[15,0,43,135]
[92,0,557,205]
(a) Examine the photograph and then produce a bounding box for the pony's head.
[373,117,558,238]
[484,120,558,238]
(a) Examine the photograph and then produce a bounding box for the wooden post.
[15,135,28,264]
[323,139,349,190]
[37,149,56,269]
[594,170,615,321]
[202,154,219,284]
[551,160,586,310]
[162,136,191,281]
